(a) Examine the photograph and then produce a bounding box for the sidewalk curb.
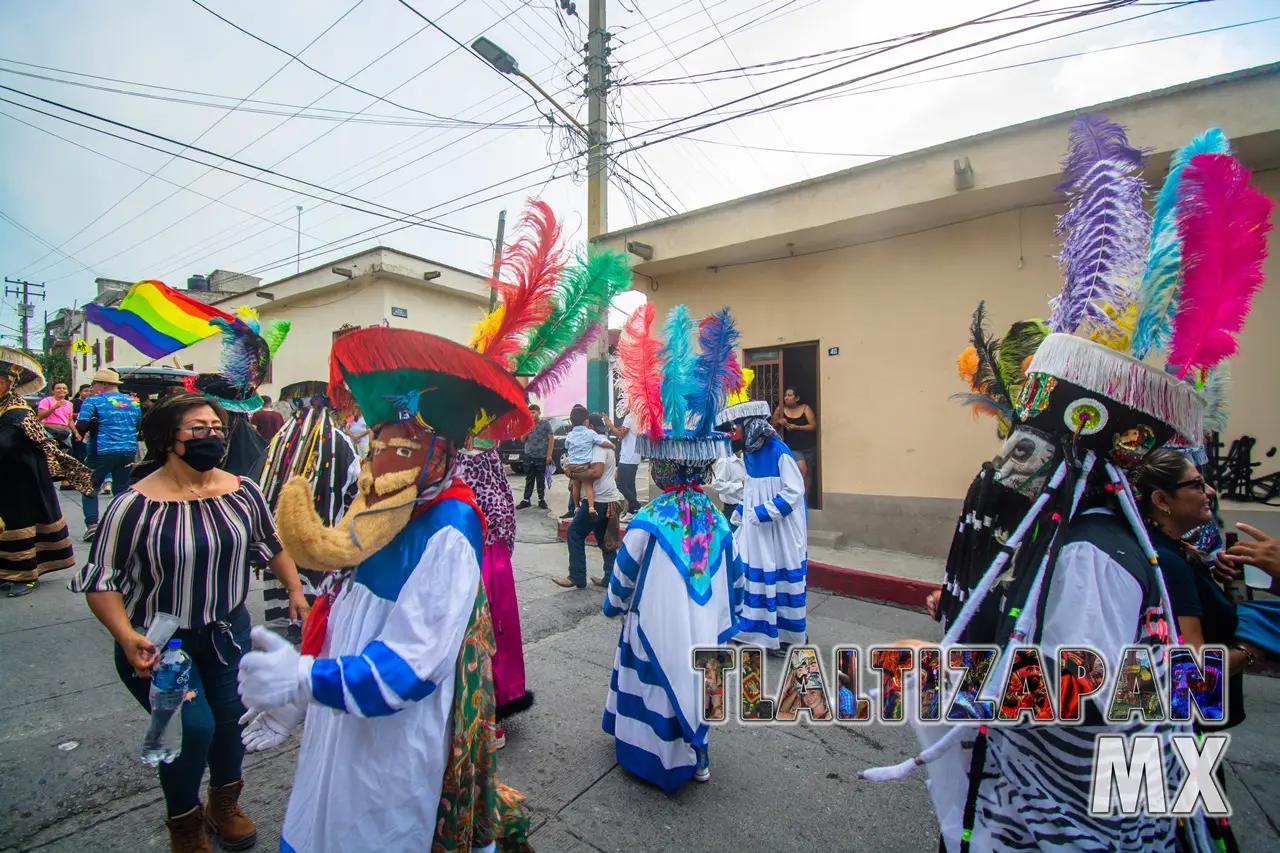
[808,561,940,611]
[558,520,941,611]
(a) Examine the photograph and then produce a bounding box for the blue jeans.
[82,453,134,526]
[116,605,251,817]
[567,500,616,587]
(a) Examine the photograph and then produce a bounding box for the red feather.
[1167,154,1275,378]
[618,304,665,441]
[480,200,565,368]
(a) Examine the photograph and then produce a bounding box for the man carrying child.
[554,412,623,590]
[562,405,613,516]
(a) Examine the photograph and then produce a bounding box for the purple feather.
[525,322,604,399]
[689,307,741,436]
[1056,114,1146,194]
[1048,116,1149,336]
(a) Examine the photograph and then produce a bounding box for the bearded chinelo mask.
[275,326,533,573]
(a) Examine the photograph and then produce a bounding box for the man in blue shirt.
[75,369,141,541]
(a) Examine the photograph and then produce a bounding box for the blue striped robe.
[734,437,808,648]
[602,517,742,793]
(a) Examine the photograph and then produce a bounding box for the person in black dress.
[773,386,817,492]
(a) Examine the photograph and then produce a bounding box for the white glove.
[238,626,314,711]
[730,507,743,528]
[240,703,306,752]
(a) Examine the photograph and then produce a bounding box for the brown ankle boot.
[165,805,212,853]
[204,779,258,850]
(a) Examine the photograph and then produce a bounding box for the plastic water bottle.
[141,639,191,767]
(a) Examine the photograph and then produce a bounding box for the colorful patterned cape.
[432,581,534,853]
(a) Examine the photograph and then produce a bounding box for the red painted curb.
[809,560,941,611]
[557,519,940,610]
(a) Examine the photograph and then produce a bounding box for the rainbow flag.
[84,279,237,359]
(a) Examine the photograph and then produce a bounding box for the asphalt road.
[1,477,1278,852]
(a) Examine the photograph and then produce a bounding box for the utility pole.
[584,0,610,412]
[4,277,45,351]
[489,209,507,313]
[295,206,303,274]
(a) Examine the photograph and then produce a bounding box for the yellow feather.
[235,306,259,323]
[727,367,755,406]
[1089,301,1138,351]
[469,305,506,352]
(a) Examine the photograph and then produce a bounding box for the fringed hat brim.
[279,380,329,400]
[1022,334,1205,444]
[194,374,263,413]
[637,431,732,462]
[330,327,533,443]
[0,347,45,397]
[716,400,770,425]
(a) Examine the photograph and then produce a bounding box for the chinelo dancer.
[0,348,94,596]
[464,200,632,740]
[235,325,535,852]
[717,369,807,656]
[602,303,744,791]
[258,381,360,643]
[865,115,1273,853]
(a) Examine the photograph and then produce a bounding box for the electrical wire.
[0,208,101,276]
[10,0,368,278]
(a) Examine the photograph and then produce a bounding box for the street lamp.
[471,37,587,137]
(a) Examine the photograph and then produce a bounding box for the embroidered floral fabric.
[631,487,731,600]
[431,583,532,853]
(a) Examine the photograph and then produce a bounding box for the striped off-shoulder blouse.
[70,478,283,628]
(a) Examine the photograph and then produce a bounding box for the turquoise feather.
[659,305,698,438]
[1132,128,1231,358]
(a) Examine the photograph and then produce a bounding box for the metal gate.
[744,348,781,413]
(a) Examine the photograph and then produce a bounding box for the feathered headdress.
[618,303,739,462]
[618,303,664,442]
[1164,153,1274,378]
[1048,115,1149,340]
[1131,129,1232,359]
[469,200,565,368]
[194,306,291,412]
[513,247,632,382]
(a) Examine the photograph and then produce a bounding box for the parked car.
[113,365,198,398]
[498,415,570,474]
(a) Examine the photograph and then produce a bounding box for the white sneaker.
[694,752,710,783]
[620,512,634,523]
[494,728,506,749]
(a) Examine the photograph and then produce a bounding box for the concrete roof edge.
[596,61,1280,241]
[212,246,488,305]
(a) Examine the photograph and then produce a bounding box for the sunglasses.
[1173,477,1208,493]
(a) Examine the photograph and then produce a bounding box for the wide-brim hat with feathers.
[329,326,533,444]
[0,347,45,397]
[192,308,290,414]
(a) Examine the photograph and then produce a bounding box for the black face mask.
[179,436,226,472]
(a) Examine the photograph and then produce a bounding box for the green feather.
[995,319,1048,394]
[512,248,632,375]
[263,320,291,359]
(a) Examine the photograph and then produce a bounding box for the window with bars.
[105,337,114,362]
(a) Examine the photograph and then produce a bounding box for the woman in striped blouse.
[71,393,307,853]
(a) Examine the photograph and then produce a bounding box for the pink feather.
[524,322,603,399]
[1167,154,1275,378]
[618,304,665,441]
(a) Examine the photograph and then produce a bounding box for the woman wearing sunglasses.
[71,393,308,853]
[1132,449,1267,732]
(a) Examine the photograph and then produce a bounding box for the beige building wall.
[641,171,1280,557]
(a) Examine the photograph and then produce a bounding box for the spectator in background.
[773,387,817,494]
[345,406,371,458]
[250,395,285,442]
[76,369,142,543]
[37,382,74,448]
[65,384,92,476]
[554,412,623,590]
[607,411,642,520]
[515,403,553,511]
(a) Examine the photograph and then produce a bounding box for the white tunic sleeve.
[603,526,649,617]
[749,451,805,524]
[1039,539,1144,705]
[306,527,479,717]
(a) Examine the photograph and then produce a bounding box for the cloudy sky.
[1,0,1277,341]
